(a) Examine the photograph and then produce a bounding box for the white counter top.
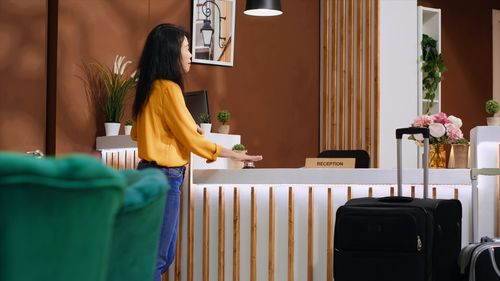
[192,168,471,185]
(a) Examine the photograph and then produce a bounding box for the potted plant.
[421,34,447,114]
[217,110,230,134]
[81,55,137,136]
[198,113,211,135]
[229,144,247,169]
[486,99,500,126]
[124,119,133,135]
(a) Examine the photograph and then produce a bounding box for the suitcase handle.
[395,127,430,139]
[396,127,429,199]
[379,196,413,203]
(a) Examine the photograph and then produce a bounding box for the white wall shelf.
[417,6,442,115]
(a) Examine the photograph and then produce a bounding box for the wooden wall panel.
[321,0,380,167]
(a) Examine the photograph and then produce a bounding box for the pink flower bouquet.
[411,112,468,145]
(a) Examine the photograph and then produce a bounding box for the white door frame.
[493,10,500,101]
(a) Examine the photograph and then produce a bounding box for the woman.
[131,23,263,281]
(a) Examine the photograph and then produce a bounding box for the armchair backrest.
[0,153,126,281]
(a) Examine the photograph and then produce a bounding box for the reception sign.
[305,158,356,168]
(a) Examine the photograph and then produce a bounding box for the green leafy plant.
[81,55,137,123]
[217,110,230,125]
[232,143,246,151]
[486,99,500,116]
[421,34,447,114]
[199,113,211,124]
[125,119,133,126]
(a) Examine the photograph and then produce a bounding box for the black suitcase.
[334,127,462,281]
[458,168,500,281]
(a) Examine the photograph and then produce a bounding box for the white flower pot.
[200,123,212,135]
[124,125,133,135]
[487,117,500,126]
[104,122,121,136]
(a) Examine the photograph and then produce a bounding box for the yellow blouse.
[131,80,221,167]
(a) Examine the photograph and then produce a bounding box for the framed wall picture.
[191,0,235,67]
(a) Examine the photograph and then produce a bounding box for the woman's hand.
[232,153,263,162]
[196,125,203,135]
[220,147,263,163]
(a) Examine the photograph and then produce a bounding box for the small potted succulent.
[229,143,247,169]
[198,113,211,135]
[124,119,133,135]
[486,99,500,126]
[217,110,230,134]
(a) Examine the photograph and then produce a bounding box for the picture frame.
[191,0,236,67]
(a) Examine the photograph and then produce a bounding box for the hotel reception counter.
[166,167,474,281]
[96,130,500,281]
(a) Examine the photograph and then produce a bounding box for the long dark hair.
[133,23,188,118]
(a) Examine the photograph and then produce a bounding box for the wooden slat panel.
[347,186,352,200]
[332,0,339,150]
[125,150,130,169]
[364,0,372,159]
[250,187,257,281]
[174,184,184,281]
[432,187,437,199]
[307,187,314,281]
[327,188,333,281]
[454,188,459,200]
[288,186,294,281]
[233,188,240,281]
[118,150,125,170]
[105,151,112,167]
[368,187,373,198]
[268,187,275,281]
[322,0,331,151]
[187,181,194,281]
[203,188,210,281]
[347,0,354,149]
[356,0,363,148]
[390,186,394,197]
[339,0,346,149]
[134,150,140,169]
[219,186,225,281]
[112,152,119,169]
[411,186,416,198]
[374,0,380,167]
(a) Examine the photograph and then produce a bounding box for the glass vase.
[429,144,446,168]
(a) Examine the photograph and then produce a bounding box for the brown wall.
[55,0,320,168]
[0,1,47,152]
[418,0,500,139]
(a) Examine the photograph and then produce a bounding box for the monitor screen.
[184,90,209,124]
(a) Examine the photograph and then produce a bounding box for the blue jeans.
[137,161,185,281]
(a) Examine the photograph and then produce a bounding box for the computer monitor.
[184,90,209,124]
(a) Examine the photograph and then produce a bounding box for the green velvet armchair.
[0,153,126,281]
[0,153,169,281]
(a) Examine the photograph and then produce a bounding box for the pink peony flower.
[432,112,448,125]
[429,123,446,138]
[447,115,463,128]
[445,123,463,143]
[412,115,433,128]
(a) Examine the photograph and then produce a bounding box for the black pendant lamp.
[244,0,282,16]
